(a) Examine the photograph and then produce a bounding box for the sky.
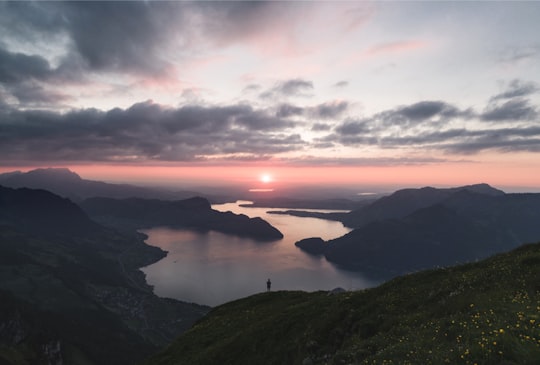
[1,1,539,191]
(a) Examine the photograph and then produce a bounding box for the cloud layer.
[1,78,538,165]
[324,83,540,155]
[0,101,304,163]
[0,2,539,168]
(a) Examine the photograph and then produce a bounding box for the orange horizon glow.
[1,161,539,193]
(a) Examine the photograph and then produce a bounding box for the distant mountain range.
[296,184,540,277]
[0,185,209,364]
[340,183,505,228]
[0,168,283,240]
[0,167,199,202]
[3,172,540,364]
[239,197,370,210]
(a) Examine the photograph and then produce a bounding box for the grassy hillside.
[146,242,540,365]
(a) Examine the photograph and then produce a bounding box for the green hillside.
[145,242,540,365]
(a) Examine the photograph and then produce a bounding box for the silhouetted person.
[266,278,271,291]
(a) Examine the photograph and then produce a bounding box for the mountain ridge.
[0,185,99,237]
[295,185,540,277]
[0,167,199,202]
[80,196,284,240]
[341,183,505,228]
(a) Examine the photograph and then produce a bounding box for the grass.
[144,242,540,365]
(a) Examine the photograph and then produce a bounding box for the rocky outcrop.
[295,237,327,255]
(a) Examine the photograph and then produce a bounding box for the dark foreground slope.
[0,186,209,364]
[145,242,540,365]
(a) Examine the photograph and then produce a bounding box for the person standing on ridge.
[266,278,271,291]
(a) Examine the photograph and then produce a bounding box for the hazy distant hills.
[296,184,540,277]
[144,242,540,365]
[0,186,209,364]
[240,197,371,210]
[0,167,199,202]
[0,167,283,239]
[80,196,284,240]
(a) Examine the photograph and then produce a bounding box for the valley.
[1,168,539,364]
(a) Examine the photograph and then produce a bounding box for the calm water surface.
[141,201,376,306]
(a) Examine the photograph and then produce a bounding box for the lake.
[141,201,377,306]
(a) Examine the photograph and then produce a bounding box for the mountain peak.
[458,183,505,196]
[24,167,82,181]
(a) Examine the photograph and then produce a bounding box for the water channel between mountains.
[141,201,376,306]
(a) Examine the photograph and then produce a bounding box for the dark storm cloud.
[8,83,69,104]
[0,2,177,74]
[309,101,348,119]
[275,100,348,119]
[442,127,540,154]
[481,99,537,122]
[278,79,314,95]
[331,101,471,139]
[359,100,475,130]
[0,2,187,105]
[0,47,52,84]
[330,125,540,154]
[491,79,538,101]
[0,101,303,164]
[311,123,332,132]
[260,79,314,99]
[335,119,370,135]
[381,129,479,147]
[0,0,314,81]
[322,133,379,147]
[60,1,181,73]
[0,46,69,104]
[323,99,540,154]
[482,79,539,122]
[0,2,66,41]
[398,101,447,120]
[1,1,292,79]
[325,118,378,146]
[284,156,447,167]
[276,103,304,118]
[395,101,468,121]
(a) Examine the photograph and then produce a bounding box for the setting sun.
[260,173,273,184]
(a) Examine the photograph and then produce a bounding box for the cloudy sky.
[1,1,539,190]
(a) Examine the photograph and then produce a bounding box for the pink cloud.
[366,40,428,56]
[339,40,429,68]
